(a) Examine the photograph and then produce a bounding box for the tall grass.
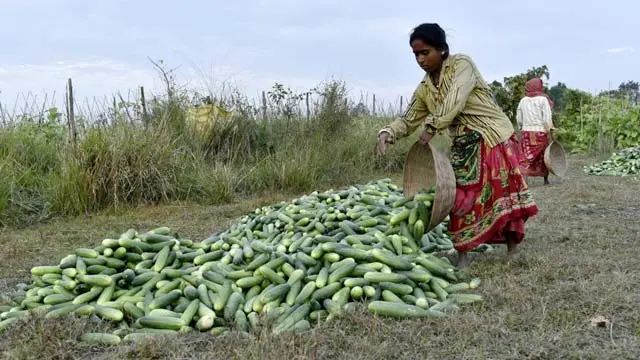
[0,79,417,228]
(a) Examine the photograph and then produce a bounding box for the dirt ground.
[1,156,638,360]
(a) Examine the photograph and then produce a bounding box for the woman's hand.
[419,130,433,146]
[375,132,390,156]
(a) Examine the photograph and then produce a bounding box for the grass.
[0,80,418,229]
[1,155,639,359]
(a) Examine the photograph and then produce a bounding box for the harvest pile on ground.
[0,179,484,346]
[584,145,640,177]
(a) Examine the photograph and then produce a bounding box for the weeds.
[0,76,410,228]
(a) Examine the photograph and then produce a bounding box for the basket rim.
[403,141,456,231]
[544,140,568,176]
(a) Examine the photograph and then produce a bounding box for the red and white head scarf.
[525,77,554,109]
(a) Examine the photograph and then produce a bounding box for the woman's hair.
[409,23,449,59]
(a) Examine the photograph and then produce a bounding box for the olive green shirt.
[379,54,514,148]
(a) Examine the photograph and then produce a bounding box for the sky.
[0,0,638,113]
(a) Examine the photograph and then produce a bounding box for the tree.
[488,81,510,113]
[487,65,550,124]
[563,88,594,117]
[618,80,639,93]
[548,82,569,112]
[599,81,639,104]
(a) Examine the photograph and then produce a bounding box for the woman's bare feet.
[507,242,518,261]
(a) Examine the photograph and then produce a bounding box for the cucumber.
[96,283,115,304]
[75,248,99,259]
[294,282,316,305]
[223,292,244,321]
[235,309,249,332]
[195,314,215,331]
[148,309,181,318]
[123,302,144,320]
[368,301,443,318]
[213,281,232,312]
[430,279,448,302]
[68,303,93,317]
[273,303,311,334]
[350,286,363,299]
[327,259,356,284]
[445,283,471,293]
[311,282,341,301]
[286,269,305,285]
[43,293,75,305]
[469,278,482,289]
[363,272,407,283]
[31,266,62,276]
[389,209,411,225]
[343,277,369,288]
[257,266,286,285]
[448,293,484,304]
[261,283,290,304]
[332,246,370,261]
[138,316,185,330]
[77,274,113,288]
[153,246,171,272]
[95,306,124,322]
[79,332,122,346]
[72,287,103,305]
[285,281,303,306]
[370,249,413,271]
[148,290,181,311]
[315,267,329,288]
[45,303,81,318]
[379,282,414,296]
[331,287,351,308]
[236,276,263,289]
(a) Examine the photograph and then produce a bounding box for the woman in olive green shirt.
[375,23,539,268]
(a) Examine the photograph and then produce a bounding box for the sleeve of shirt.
[423,57,477,134]
[378,84,430,143]
[540,98,553,131]
[516,100,524,130]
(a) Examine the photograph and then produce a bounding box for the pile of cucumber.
[0,179,483,345]
[584,145,640,177]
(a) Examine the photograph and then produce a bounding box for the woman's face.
[411,39,443,73]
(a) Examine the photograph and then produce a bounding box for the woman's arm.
[516,100,524,131]
[423,56,477,134]
[540,98,553,132]
[378,84,430,143]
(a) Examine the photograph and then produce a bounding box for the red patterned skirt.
[448,131,539,253]
[519,131,550,177]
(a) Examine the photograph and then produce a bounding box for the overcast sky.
[0,0,637,110]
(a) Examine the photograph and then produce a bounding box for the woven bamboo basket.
[544,140,567,177]
[403,141,456,232]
